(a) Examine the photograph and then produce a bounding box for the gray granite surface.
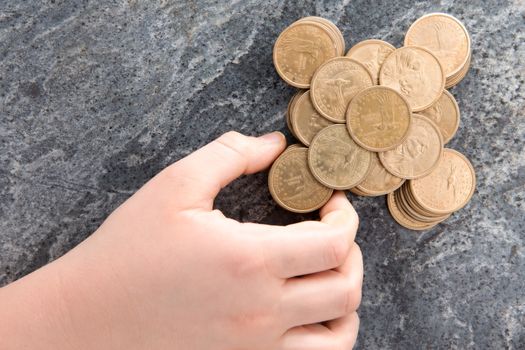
[1,0,524,348]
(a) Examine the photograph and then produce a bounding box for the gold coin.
[395,188,436,223]
[405,183,453,219]
[292,19,343,56]
[398,184,449,223]
[269,147,333,213]
[419,90,460,144]
[409,148,476,214]
[291,90,334,146]
[273,22,339,88]
[298,17,345,55]
[379,114,443,179]
[346,86,412,152]
[346,39,395,84]
[356,153,405,196]
[311,57,374,122]
[387,192,440,231]
[445,51,471,88]
[379,46,445,111]
[405,13,470,81]
[308,124,372,190]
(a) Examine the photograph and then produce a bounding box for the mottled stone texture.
[1,0,524,348]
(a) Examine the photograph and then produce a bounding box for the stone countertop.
[1,0,524,348]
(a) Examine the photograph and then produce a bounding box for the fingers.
[261,192,359,278]
[161,131,286,210]
[320,191,358,227]
[326,312,360,349]
[279,312,359,350]
[280,243,363,328]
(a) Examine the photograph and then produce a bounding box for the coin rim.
[292,18,344,56]
[355,153,406,196]
[420,89,461,144]
[290,90,333,146]
[345,39,396,84]
[286,90,305,139]
[299,17,345,55]
[387,192,441,230]
[346,38,396,57]
[445,51,471,88]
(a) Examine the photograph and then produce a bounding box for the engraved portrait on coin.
[379,114,443,179]
[379,46,445,111]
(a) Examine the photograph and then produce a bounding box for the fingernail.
[259,131,285,145]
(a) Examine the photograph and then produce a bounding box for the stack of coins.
[404,13,472,89]
[273,17,346,88]
[388,149,476,230]
[269,14,476,231]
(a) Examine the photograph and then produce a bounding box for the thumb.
[320,191,359,245]
[161,131,286,210]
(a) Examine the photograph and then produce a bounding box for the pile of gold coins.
[269,13,476,231]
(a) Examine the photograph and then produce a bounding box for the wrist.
[0,259,78,349]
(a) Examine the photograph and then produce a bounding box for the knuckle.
[160,161,184,180]
[343,279,362,314]
[214,131,251,165]
[226,308,276,339]
[325,234,349,267]
[351,209,360,230]
[217,130,245,147]
[353,243,363,268]
[335,339,351,350]
[227,240,267,280]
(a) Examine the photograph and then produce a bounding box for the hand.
[0,131,363,350]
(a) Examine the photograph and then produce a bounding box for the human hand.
[0,131,363,350]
